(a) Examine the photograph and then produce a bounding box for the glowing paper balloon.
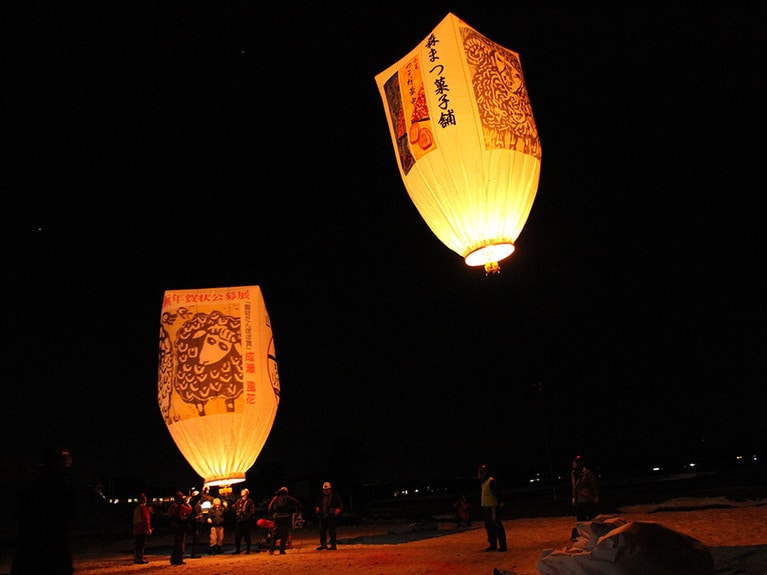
[376,13,541,273]
[158,285,280,487]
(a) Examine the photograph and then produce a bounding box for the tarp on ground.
[537,517,714,575]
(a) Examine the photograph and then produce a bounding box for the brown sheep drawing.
[462,28,540,158]
[173,310,243,416]
[158,324,174,423]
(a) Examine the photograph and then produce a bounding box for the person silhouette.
[11,446,79,575]
[133,492,152,564]
[478,464,507,552]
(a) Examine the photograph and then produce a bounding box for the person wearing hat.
[267,486,302,555]
[207,498,226,555]
[314,481,343,550]
[232,488,256,554]
[168,490,192,565]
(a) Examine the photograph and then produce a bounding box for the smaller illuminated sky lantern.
[376,13,541,274]
[158,285,280,490]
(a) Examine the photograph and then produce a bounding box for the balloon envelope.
[158,285,280,486]
[376,13,541,272]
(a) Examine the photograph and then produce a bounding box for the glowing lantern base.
[206,477,246,489]
[465,242,515,274]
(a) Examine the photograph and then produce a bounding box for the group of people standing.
[133,458,599,564]
[132,480,343,565]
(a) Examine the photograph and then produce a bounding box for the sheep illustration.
[158,324,174,424]
[462,28,540,158]
[173,310,243,416]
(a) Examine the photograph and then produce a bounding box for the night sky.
[4,3,766,493]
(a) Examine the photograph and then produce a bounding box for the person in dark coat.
[207,497,226,554]
[314,481,343,550]
[11,446,79,575]
[571,455,600,521]
[267,486,302,555]
[168,491,192,565]
[187,488,204,558]
[233,487,256,554]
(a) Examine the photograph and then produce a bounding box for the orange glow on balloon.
[158,285,280,487]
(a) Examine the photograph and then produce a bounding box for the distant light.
[688,462,696,468]
[652,466,661,472]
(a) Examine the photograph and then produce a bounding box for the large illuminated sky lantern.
[376,13,541,274]
[158,285,280,490]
